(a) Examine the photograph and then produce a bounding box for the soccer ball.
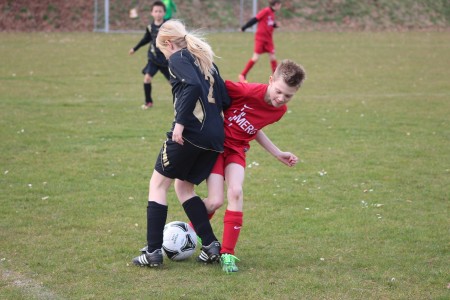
[162,221,197,261]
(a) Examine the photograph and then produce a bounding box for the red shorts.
[211,145,246,176]
[254,39,275,55]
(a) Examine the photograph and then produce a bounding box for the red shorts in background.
[254,39,275,55]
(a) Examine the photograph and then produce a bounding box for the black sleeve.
[133,27,151,52]
[170,55,202,126]
[241,17,258,32]
[212,65,231,111]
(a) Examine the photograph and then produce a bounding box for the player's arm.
[172,123,184,145]
[171,56,202,143]
[130,27,151,53]
[255,130,298,167]
[241,17,258,32]
[213,65,231,111]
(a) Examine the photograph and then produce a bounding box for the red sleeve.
[256,7,270,21]
[225,80,246,100]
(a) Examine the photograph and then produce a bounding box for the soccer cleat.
[238,74,248,83]
[197,241,221,263]
[220,253,240,274]
[132,248,163,267]
[141,102,153,110]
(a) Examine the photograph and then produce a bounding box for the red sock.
[220,210,243,255]
[271,59,277,73]
[188,211,215,231]
[241,60,255,77]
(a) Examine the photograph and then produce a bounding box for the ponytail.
[156,20,215,77]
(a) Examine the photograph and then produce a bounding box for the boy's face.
[151,5,165,22]
[273,3,282,11]
[266,76,298,107]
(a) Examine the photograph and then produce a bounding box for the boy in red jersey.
[205,60,306,273]
[238,0,282,83]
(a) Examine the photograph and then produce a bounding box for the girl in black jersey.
[132,19,230,267]
[129,1,169,109]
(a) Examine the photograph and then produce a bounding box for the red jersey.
[224,80,287,151]
[255,6,276,42]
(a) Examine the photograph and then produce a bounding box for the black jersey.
[133,21,168,67]
[167,49,230,152]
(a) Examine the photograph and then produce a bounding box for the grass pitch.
[0,31,449,299]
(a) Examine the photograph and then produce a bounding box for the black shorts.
[142,61,170,80]
[154,139,220,185]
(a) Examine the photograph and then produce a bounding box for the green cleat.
[220,253,240,274]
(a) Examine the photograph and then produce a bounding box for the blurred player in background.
[238,0,282,83]
[129,1,169,109]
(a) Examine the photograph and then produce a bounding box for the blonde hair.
[273,59,306,89]
[156,19,215,77]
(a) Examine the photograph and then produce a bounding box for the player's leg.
[174,146,221,263]
[239,52,260,83]
[204,173,225,214]
[221,164,245,256]
[185,172,224,249]
[269,53,277,73]
[203,152,226,215]
[142,73,153,109]
[240,39,264,82]
[142,62,159,109]
[266,39,277,73]
[220,163,245,273]
[132,170,172,267]
[141,61,153,109]
[175,179,220,263]
[186,172,223,230]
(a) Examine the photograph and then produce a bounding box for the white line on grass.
[1,266,62,300]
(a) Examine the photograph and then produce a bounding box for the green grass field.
[1,31,449,299]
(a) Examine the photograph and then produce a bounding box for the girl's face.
[159,42,172,59]
[159,40,181,59]
[265,76,298,107]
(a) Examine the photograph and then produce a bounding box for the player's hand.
[129,48,135,55]
[239,27,244,32]
[277,152,298,167]
[172,123,184,145]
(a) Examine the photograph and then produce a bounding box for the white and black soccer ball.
[162,221,197,261]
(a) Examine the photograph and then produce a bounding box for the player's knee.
[205,195,224,212]
[174,181,194,202]
[144,75,152,83]
[227,185,243,203]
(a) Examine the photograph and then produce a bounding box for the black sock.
[144,83,152,104]
[182,196,217,246]
[146,201,167,252]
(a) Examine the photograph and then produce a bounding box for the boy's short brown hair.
[273,59,306,89]
[152,1,166,12]
[269,0,281,7]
